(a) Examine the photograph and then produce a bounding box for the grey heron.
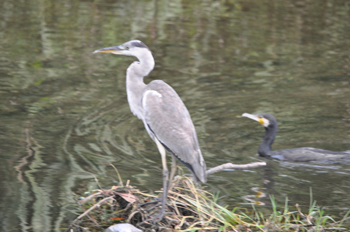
[93,40,207,221]
[242,113,350,162]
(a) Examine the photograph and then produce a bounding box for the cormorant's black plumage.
[242,113,350,162]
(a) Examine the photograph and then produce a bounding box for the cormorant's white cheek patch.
[262,118,270,127]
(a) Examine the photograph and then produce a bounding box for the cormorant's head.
[242,113,277,128]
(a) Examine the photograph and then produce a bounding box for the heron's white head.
[93,40,151,58]
[93,40,155,76]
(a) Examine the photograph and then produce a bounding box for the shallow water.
[1,0,350,230]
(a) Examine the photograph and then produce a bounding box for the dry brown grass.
[66,176,350,232]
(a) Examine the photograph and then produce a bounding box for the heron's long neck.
[258,124,277,157]
[126,52,155,120]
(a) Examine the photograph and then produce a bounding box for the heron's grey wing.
[142,80,206,182]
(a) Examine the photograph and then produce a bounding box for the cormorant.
[242,113,350,162]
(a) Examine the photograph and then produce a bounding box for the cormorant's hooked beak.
[242,113,269,127]
[93,45,126,54]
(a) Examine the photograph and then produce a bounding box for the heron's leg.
[167,155,178,193]
[154,137,168,221]
[139,156,176,212]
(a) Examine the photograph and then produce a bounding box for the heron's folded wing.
[142,80,206,170]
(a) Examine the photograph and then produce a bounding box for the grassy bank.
[66,175,350,231]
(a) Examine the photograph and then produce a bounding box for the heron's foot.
[139,198,162,211]
[140,199,175,212]
[140,198,161,206]
[152,211,175,222]
[140,211,175,224]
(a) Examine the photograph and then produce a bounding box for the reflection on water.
[1,0,350,230]
[241,186,267,206]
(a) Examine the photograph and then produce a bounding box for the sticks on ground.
[65,196,115,232]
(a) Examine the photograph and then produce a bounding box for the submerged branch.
[206,162,266,175]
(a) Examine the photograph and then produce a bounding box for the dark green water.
[1,0,350,230]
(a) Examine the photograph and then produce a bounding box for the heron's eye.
[125,46,130,50]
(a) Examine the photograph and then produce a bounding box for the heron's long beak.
[242,113,264,125]
[93,45,125,54]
